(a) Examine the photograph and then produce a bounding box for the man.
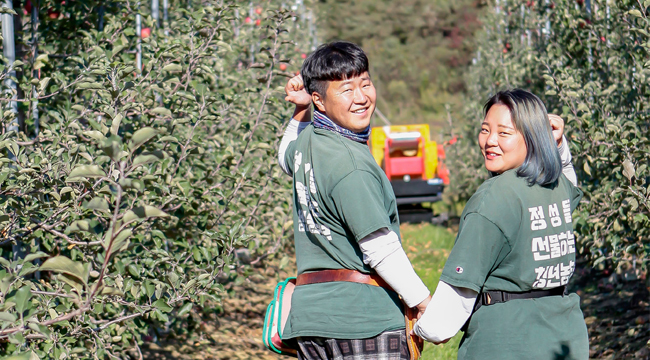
[277,41,431,359]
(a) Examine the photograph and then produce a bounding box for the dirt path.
[142,258,292,360]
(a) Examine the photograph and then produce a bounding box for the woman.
[413,89,589,360]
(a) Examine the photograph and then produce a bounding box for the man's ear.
[312,92,326,113]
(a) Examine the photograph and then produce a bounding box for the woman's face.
[479,104,527,174]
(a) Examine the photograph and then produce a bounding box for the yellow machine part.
[370,124,439,180]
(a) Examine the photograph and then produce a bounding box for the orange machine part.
[384,136,425,180]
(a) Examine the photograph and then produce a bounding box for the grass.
[401,222,462,360]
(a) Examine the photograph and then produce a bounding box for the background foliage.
[317,0,486,130]
[446,0,650,276]
[0,0,314,357]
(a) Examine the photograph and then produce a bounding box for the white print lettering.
[529,200,573,231]
[548,203,562,227]
[533,260,575,288]
[293,152,332,240]
[294,150,302,171]
[529,199,577,289]
[528,206,547,230]
[532,232,576,261]
[562,199,572,224]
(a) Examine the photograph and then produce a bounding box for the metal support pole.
[136,13,142,72]
[152,0,160,27]
[163,0,169,36]
[520,4,525,45]
[32,0,40,137]
[98,5,105,31]
[2,0,18,136]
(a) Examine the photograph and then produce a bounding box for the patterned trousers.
[296,329,410,360]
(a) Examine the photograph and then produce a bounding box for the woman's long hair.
[483,89,562,186]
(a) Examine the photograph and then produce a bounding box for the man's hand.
[285,74,312,108]
[549,114,565,147]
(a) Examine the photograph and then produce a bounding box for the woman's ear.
[312,92,326,113]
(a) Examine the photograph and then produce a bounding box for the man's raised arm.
[278,75,312,175]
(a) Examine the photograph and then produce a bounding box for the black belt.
[473,286,567,312]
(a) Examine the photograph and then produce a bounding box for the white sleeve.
[413,281,478,343]
[278,119,310,175]
[558,135,577,186]
[358,228,430,308]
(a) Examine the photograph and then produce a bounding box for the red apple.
[48,10,60,19]
[279,63,287,71]
[244,16,252,24]
[600,36,606,42]
[141,27,151,39]
[255,7,263,15]
[24,0,32,14]
[300,53,307,59]
[255,19,261,26]
[502,48,508,54]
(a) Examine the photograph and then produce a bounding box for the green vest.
[281,125,404,339]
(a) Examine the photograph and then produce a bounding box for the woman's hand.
[549,114,565,147]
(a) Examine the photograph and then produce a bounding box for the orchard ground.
[142,220,649,360]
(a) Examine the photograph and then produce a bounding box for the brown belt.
[296,269,391,289]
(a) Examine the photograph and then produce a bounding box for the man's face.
[313,72,376,133]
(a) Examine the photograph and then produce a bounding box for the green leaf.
[2,352,31,360]
[66,165,106,182]
[66,220,90,233]
[40,256,87,284]
[109,229,132,252]
[132,152,164,168]
[0,7,18,16]
[622,159,635,180]
[122,205,169,224]
[0,311,17,323]
[119,178,144,191]
[177,302,193,316]
[28,323,51,338]
[83,130,106,142]
[38,77,51,92]
[99,287,124,296]
[77,82,104,90]
[24,252,48,262]
[150,107,172,117]
[110,114,123,135]
[129,127,158,151]
[153,298,173,313]
[14,286,32,315]
[628,9,644,18]
[162,63,183,72]
[84,197,110,212]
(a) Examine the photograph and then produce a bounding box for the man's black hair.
[300,41,369,97]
